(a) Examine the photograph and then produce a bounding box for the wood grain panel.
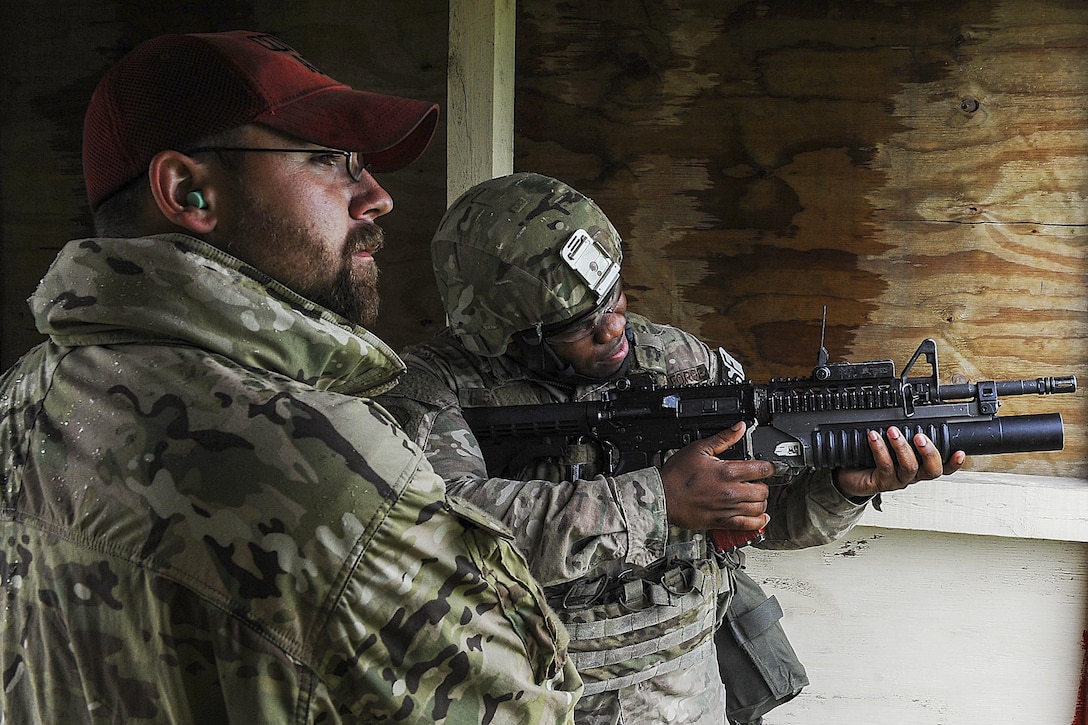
[515,0,1088,477]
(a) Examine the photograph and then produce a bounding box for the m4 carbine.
[463,338,1076,551]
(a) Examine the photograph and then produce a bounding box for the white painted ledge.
[857,471,1088,542]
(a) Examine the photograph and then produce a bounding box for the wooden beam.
[447,0,515,205]
[858,471,1088,542]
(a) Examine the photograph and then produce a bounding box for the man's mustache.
[347,225,385,255]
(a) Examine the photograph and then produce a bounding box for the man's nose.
[349,173,393,221]
[596,308,627,342]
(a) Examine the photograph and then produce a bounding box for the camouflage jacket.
[378,313,869,725]
[0,234,581,724]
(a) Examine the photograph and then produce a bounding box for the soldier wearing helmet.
[431,172,626,379]
[379,172,963,724]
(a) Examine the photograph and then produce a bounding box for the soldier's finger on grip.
[865,428,895,470]
[886,426,920,482]
[697,421,748,456]
[718,480,769,506]
[715,513,770,532]
[715,459,775,484]
[942,449,967,477]
[912,432,945,479]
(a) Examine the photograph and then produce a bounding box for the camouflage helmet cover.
[432,172,623,356]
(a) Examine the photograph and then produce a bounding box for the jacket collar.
[31,234,405,395]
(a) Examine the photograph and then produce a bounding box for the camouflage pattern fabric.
[0,234,581,723]
[431,172,624,357]
[377,313,869,725]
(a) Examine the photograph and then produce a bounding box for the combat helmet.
[432,172,622,357]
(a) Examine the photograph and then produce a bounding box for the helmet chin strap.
[511,324,633,385]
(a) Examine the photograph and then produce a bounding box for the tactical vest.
[451,319,741,695]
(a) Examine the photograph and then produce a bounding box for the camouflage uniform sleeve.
[759,468,870,549]
[316,456,583,722]
[378,372,669,587]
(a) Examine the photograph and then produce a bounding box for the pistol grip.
[710,527,766,553]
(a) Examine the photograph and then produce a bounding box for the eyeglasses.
[544,282,625,345]
[186,146,371,182]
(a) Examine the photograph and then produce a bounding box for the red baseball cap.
[83,30,440,210]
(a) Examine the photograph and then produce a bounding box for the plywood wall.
[514,0,1088,479]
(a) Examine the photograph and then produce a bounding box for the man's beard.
[306,230,384,328]
[228,192,385,328]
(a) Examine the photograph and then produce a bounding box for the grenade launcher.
[462,338,1076,550]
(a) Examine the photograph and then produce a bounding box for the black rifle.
[462,338,1076,550]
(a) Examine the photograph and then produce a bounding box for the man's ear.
[147,150,218,235]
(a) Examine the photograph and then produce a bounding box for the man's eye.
[575,319,597,334]
[310,152,343,167]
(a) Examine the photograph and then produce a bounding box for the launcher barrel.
[808,413,1065,469]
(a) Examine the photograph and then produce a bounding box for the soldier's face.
[207,125,393,328]
[549,291,630,378]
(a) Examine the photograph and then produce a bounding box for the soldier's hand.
[833,426,966,498]
[659,422,774,532]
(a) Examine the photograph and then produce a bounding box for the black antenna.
[816,305,829,368]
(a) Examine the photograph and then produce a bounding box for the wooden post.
[447,0,515,205]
